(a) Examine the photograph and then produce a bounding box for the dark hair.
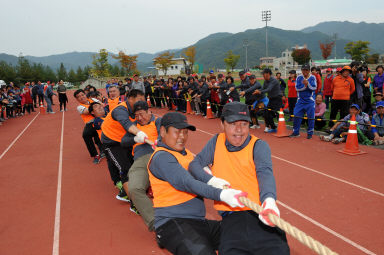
[276,72,281,76]
[87,91,100,98]
[350,61,360,68]
[226,76,234,83]
[128,89,144,98]
[74,89,85,98]
[88,102,101,116]
[310,67,317,72]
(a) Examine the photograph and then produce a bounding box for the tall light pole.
[333,33,338,59]
[243,39,249,71]
[262,10,271,57]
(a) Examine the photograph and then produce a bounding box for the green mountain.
[166,27,350,70]
[301,21,384,52]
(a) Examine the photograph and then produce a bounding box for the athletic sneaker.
[332,138,344,144]
[60,110,63,112]
[267,129,277,133]
[93,155,101,164]
[100,152,106,159]
[48,111,55,114]
[289,132,300,138]
[319,135,332,142]
[116,188,130,203]
[250,125,260,129]
[307,134,313,139]
[264,127,270,133]
[130,202,140,215]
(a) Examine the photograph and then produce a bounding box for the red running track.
[0,99,383,255]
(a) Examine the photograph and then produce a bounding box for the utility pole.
[243,39,249,71]
[333,33,338,59]
[262,10,271,57]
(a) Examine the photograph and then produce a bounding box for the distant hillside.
[301,21,384,52]
[1,21,383,73]
[169,27,350,70]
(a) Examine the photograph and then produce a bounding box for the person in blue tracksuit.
[290,64,317,139]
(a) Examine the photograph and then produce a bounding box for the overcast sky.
[1,0,382,57]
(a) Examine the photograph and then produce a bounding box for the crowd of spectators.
[0,80,69,125]
[99,63,383,145]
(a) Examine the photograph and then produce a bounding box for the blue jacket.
[296,75,317,103]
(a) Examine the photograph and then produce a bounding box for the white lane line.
[195,128,384,197]
[272,155,384,197]
[52,111,65,255]
[278,201,376,255]
[0,112,40,160]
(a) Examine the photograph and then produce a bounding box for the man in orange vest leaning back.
[189,101,290,254]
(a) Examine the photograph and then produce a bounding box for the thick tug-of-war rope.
[238,195,338,255]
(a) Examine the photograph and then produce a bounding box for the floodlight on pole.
[262,10,271,57]
[243,39,249,71]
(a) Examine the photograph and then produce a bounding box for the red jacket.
[323,74,334,96]
[287,79,297,98]
[315,73,322,94]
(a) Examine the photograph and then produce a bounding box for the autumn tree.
[224,50,240,71]
[344,41,370,62]
[292,48,311,65]
[113,51,138,75]
[182,46,196,75]
[319,41,335,60]
[91,49,110,77]
[153,51,174,75]
[366,53,379,64]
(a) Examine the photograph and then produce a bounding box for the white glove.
[207,176,230,189]
[219,189,246,208]
[258,197,280,227]
[134,131,148,144]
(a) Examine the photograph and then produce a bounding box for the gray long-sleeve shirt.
[260,77,282,99]
[121,115,162,160]
[189,134,276,204]
[148,142,222,229]
[131,81,145,92]
[101,102,135,145]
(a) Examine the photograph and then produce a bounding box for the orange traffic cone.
[338,114,366,155]
[172,100,177,110]
[40,102,46,114]
[206,100,214,119]
[186,99,193,114]
[273,108,289,137]
[147,95,151,108]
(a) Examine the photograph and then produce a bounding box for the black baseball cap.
[161,112,196,131]
[289,70,296,74]
[249,74,256,79]
[133,101,149,113]
[218,74,224,78]
[301,64,310,70]
[239,71,245,76]
[262,68,272,74]
[222,102,251,123]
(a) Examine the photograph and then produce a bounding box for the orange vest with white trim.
[211,133,261,211]
[147,147,197,208]
[132,117,158,155]
[101,102,135,142]
[79,103,94,124]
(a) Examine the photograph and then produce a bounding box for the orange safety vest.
[79,103,94,124]
[101,102,135,142]
[147,147,196,208]
[132,116,158,155]
[108,97,120,112]
[211,133,261,211]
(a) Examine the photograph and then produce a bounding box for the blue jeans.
[45,96,53,112]
[293,100,315,135]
